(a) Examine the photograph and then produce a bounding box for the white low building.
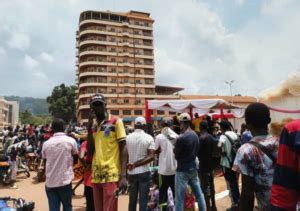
[0,97,19,129]
[259,71,300,122]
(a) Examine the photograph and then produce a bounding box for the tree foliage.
[19,110,52,125]
[47,84,76,123]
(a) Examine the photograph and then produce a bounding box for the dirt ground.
[0,173,231,211]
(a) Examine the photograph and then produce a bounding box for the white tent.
[147,99,245,118]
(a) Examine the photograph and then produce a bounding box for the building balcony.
[79,50,117,57]
[118,52,131,57]
[80,29,116,37]
[80,49,153,59]
[135,84,155,88]
[79,82,117,88]
[118,94,135,97]
[136,74,155,79]
[80,19,122,27]
[122,31,130,37]
[133,34,153,40]
[122,21,129,26]
[134,44,153,50]
[135,63,154,68]
[135,54,154,59]
[117,83,135,88]
[79,40,117,47]
[78,93,93,99]
[129,23,152,30]
[79,71,118,78]
[79,24,153,40]
[79,61,116,67]
[78,104,90,110]
[77,93,119,99]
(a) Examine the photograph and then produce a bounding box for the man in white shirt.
[154,118,178,211]
[218,120,240,209]
[126,117,155,211]
[42,119,78,211]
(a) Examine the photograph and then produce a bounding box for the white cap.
[179,113,191,122]
[134,116,146,125]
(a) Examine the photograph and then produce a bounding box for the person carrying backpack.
[232,103,278,211]
[218,120,240,209]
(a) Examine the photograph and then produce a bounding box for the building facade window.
[135,99,142,105]
[111,110,119,115]
[134,110,143,115]
[123,110,131,115]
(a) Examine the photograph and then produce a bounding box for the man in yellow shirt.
[192,113,202,135]
[87,94,127,211]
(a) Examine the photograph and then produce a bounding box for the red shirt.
[28,126,33,136]
[80,141,92,187]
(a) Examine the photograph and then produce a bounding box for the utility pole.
[225,80,234,97]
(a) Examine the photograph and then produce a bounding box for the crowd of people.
[1,93,300,211]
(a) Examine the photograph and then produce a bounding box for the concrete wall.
[7,101,19,127]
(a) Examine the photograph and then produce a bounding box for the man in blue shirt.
[174,113,206,211]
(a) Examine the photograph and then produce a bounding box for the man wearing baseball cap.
[87,94,127,211]
[126,116,155,211]
[173,113,206,211]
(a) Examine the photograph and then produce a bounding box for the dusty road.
[0,173,231,211]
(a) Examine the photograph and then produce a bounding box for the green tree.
[47,84,76,123]
[19,110,52,125]
[19,109,33,124]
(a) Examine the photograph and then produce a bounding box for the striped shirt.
[271,120,300,210]
[126,129,155,175]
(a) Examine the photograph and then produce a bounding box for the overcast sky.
[0,0,299,98]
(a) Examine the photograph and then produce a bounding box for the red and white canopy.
[147,99,245,118]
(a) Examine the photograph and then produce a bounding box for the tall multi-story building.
[75,10,181,126]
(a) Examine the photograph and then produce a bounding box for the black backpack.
[225,134,241,167]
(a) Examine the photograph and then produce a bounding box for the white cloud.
[0,0,300,98]
[235,0,245,6]
[33,72,47,79]
[24,55,39,69]
[40,52,54,63]
[261,0,293,15]
[0,47,6,57]
[7,32,30,50]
